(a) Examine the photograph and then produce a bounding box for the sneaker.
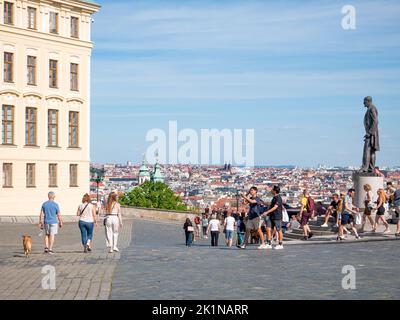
[257,244,268,250]
[48,250,54,255]
[87,245,92,252]
[109,248,114,253]
[239,244,246,249]
[83,246,88,253]
[265,244,273,249]
[321,223,328,228]
[274,245,284,250]
[333,224,339,228]
[113,247,119,252]
[44,247,49,254]
[308,232,313,239]
[355,235,361,240]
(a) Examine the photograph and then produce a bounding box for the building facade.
[0,0,100,216]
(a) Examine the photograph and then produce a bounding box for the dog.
[22,235,32,258]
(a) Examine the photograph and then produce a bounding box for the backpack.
[306,197,315,213]
[194,216,200,224]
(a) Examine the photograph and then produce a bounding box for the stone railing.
[121,206,197,223]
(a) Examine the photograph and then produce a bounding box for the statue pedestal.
[353,172,384,209]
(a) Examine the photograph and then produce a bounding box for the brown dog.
[22,235,32,258]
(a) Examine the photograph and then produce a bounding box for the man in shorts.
[339,188,360,240]
[321,194,341,227]
[239,187,268,249]
[39,192,63,254]
[262,185,284,250]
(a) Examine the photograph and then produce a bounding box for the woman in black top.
[183,218,194,247]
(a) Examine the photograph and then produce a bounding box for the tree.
[119,181,188,211]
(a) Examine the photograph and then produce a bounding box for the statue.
[360,96,380,173]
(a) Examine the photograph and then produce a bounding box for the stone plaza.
[0,217,399,300]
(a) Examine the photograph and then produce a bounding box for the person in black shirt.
[183,218,194,247]
[262,185,284,250]
[321,194,340,227]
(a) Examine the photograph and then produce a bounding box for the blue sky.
[90,0,400,167]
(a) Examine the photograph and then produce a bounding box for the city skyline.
[90,0,400,167]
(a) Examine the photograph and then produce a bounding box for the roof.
[79,0,101,7]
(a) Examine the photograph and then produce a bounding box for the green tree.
[119,181,187,211]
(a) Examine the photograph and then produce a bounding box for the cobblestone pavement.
[111,219,400,300]
[1,218,399,300]
[0,219,132,300]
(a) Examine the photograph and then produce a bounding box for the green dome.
[152,162,164,183]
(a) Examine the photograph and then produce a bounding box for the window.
[70,63,78,91]
[27,56,37,85]
[71,16,79,38]
[26,163,36,187]
[4,52,13,82]
[4,2,13,25]
[49,164,57,187]
[27,7,37,29]
[49,60,58,88]
[3,163,13,187]
[25,107,37,145]
[2,105,14,145]
[48,110,58,147]
[69,111,79,147]
[70,164,78,187]
[49,12,58,34]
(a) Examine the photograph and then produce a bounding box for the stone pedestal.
[353,172,384,209]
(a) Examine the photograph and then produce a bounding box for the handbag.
[187,226,194,232]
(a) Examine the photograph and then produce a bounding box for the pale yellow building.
[0,0,100,216]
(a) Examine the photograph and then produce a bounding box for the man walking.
[239,187,268,249]
[262,186,284,250]
[39,192,63,254]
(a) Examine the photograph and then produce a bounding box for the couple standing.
[239,185,284,250]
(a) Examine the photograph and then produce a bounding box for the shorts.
[300,212,312,226]
[395,206,400,218]
[364,201,372,216]
[44,223,58,235]
[271,219,282,231]
[225,230,234,240]
[377,206,385,216]
[246,216,262,231]
[341,213,354,225]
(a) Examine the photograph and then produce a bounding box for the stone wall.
[121,206,197,222]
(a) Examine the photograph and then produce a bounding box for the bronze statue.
[360,96,380,173]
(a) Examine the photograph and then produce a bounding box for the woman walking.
[183,218,194,247]
[361,184,375,232]
[373,189,390,233]
[77,194,97,253]
[207,214,220,246]
[201,214,209,239]
[105,193,123,253]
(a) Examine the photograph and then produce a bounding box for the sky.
[90,0,400,167]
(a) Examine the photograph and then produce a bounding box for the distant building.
[138,157,150,185]
[151,162,164,183]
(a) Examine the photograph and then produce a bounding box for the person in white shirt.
[224,211,236,247]
[207,214,221,246]
[105,192,123,253]
[77,194,98,253]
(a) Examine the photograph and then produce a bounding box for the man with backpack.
[239,186,268,249]
[299,189,314,240]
